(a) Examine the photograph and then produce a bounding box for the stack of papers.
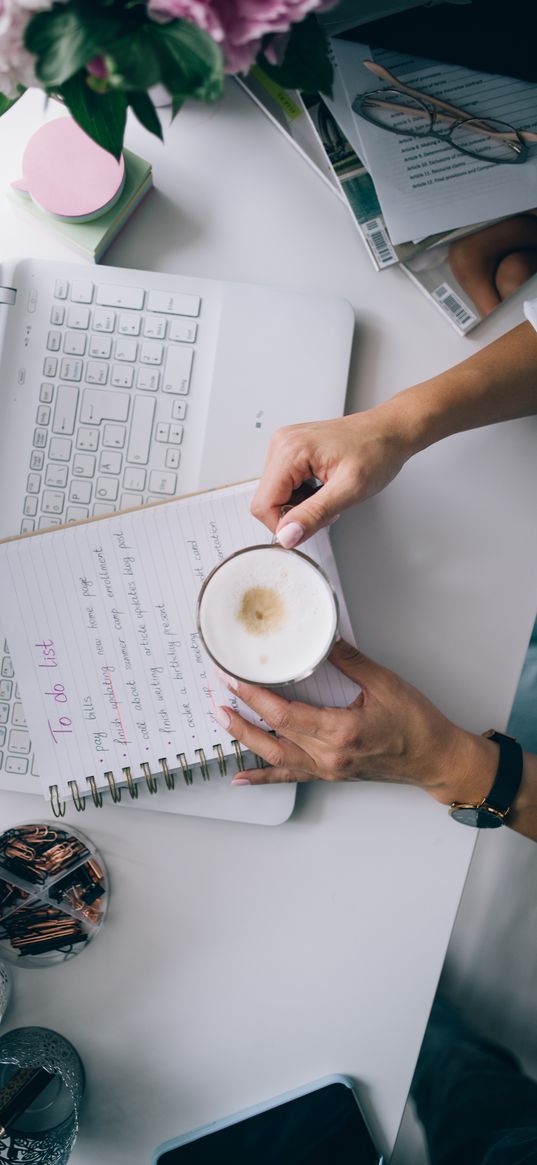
[239,43,537,335]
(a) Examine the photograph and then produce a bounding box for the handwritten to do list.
[0,482,355,800]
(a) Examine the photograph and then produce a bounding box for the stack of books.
[239,42,537,336]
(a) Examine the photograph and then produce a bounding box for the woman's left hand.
[215,639,498,806]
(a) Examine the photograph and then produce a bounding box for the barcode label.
[432,283,478,333]
[361,217,397,268]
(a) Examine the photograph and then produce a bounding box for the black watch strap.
[483,730,523,814]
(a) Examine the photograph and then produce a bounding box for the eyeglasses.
[352,60,537,165]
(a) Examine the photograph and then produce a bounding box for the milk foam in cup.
[197,545,338,685]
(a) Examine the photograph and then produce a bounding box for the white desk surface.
[1,84,537,1163]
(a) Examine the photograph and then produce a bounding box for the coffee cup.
[197,544,338,686]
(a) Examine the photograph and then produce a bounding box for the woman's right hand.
[250,407,412,547]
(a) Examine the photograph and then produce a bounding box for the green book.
[8,149,153,263]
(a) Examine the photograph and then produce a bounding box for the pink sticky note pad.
[12,118,125,221]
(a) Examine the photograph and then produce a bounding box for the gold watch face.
[449,804,504,828]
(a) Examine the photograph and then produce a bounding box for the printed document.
[331,39,537,243]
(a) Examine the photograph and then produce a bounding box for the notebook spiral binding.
[49,740,260,817]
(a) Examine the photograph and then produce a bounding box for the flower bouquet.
[0,0,336,157]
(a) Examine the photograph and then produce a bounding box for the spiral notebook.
[0,481,358,826]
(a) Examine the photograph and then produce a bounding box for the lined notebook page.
[0,481,357,800]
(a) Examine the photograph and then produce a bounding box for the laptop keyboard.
[2,274,202,787]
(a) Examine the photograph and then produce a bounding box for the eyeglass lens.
[356,91,526,163]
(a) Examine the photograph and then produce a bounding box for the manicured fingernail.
[231,777,251,786]
[276,521,304,549]
[215,705,231,729]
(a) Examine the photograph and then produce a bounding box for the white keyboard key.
[81,388,129,424]
[71,279,93,303]
[156,423,169,442]
[144,316,166,339]
[93,502,115,516]
[53,385,79,434]
[169,318,197,343]
[115,338,138,362]
[39,383,54,403]
[30,449,45,470]
[126,396,155,464]
[146,289,200,316]
[26,473,41,494]
[96,284,144,310]
[100,450,122,474]
[50,304,65,325]
[0,703,9,723]
[149,469,177,495]
[166,448,181,469]
[136,367,159,391]
[123,466,146,491]
[43,356,57,377]
[169,424,184,444]
[76,428,99,452]
[140,341,163,365]
[0,680,11,700]
[12,704,26,727]
[1,658,13,679]
[6,755,28,774]
[89,334,112,358]
[96,477,119,501]
[9,728,31,754]
[121,492,143,508]
[172,400,187,420]
[54,279,69,299]
[102,425,126,448]
[64,331,87,356]
[93,307,116,332]
[162,346,193,394]
[47,330,61,351]
[86,361,108,385]
[60,358,83,382]
[36,405,51,426]
[111,365,134,388]
[66,505,89,522]
[49,436,72,461]
[69,480,92,504]
[66,304,90,329]
[33,427,48,449]
[73,453,96,476]
[45,464,68,488]
[23,496,38,516]
[119,313,141,336]
[38,516,62,529]
[20,518,35,533]
[41,490,65,515]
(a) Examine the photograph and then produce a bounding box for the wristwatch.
[449,730,523,828]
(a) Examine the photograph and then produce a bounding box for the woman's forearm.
[378,320,537,457]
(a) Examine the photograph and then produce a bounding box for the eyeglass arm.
[362,60,537,143]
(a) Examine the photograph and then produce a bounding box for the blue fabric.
[411,999,537,1165]
[507,617,537,755]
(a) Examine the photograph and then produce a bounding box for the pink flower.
[148,0,333,75]
[0,0,56,98]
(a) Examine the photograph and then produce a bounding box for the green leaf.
[128,91,163,140]
[150,20,224,103]
[259,17,333,97]
[58,73,127,158]
[108,33,162,91]
[0,92,20,117]
[26,4,124,88]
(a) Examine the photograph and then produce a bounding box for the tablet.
[153,1075,383,1164]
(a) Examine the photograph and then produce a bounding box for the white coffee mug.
[196,543,338,686]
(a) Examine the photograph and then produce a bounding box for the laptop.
[0,256,354,816]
